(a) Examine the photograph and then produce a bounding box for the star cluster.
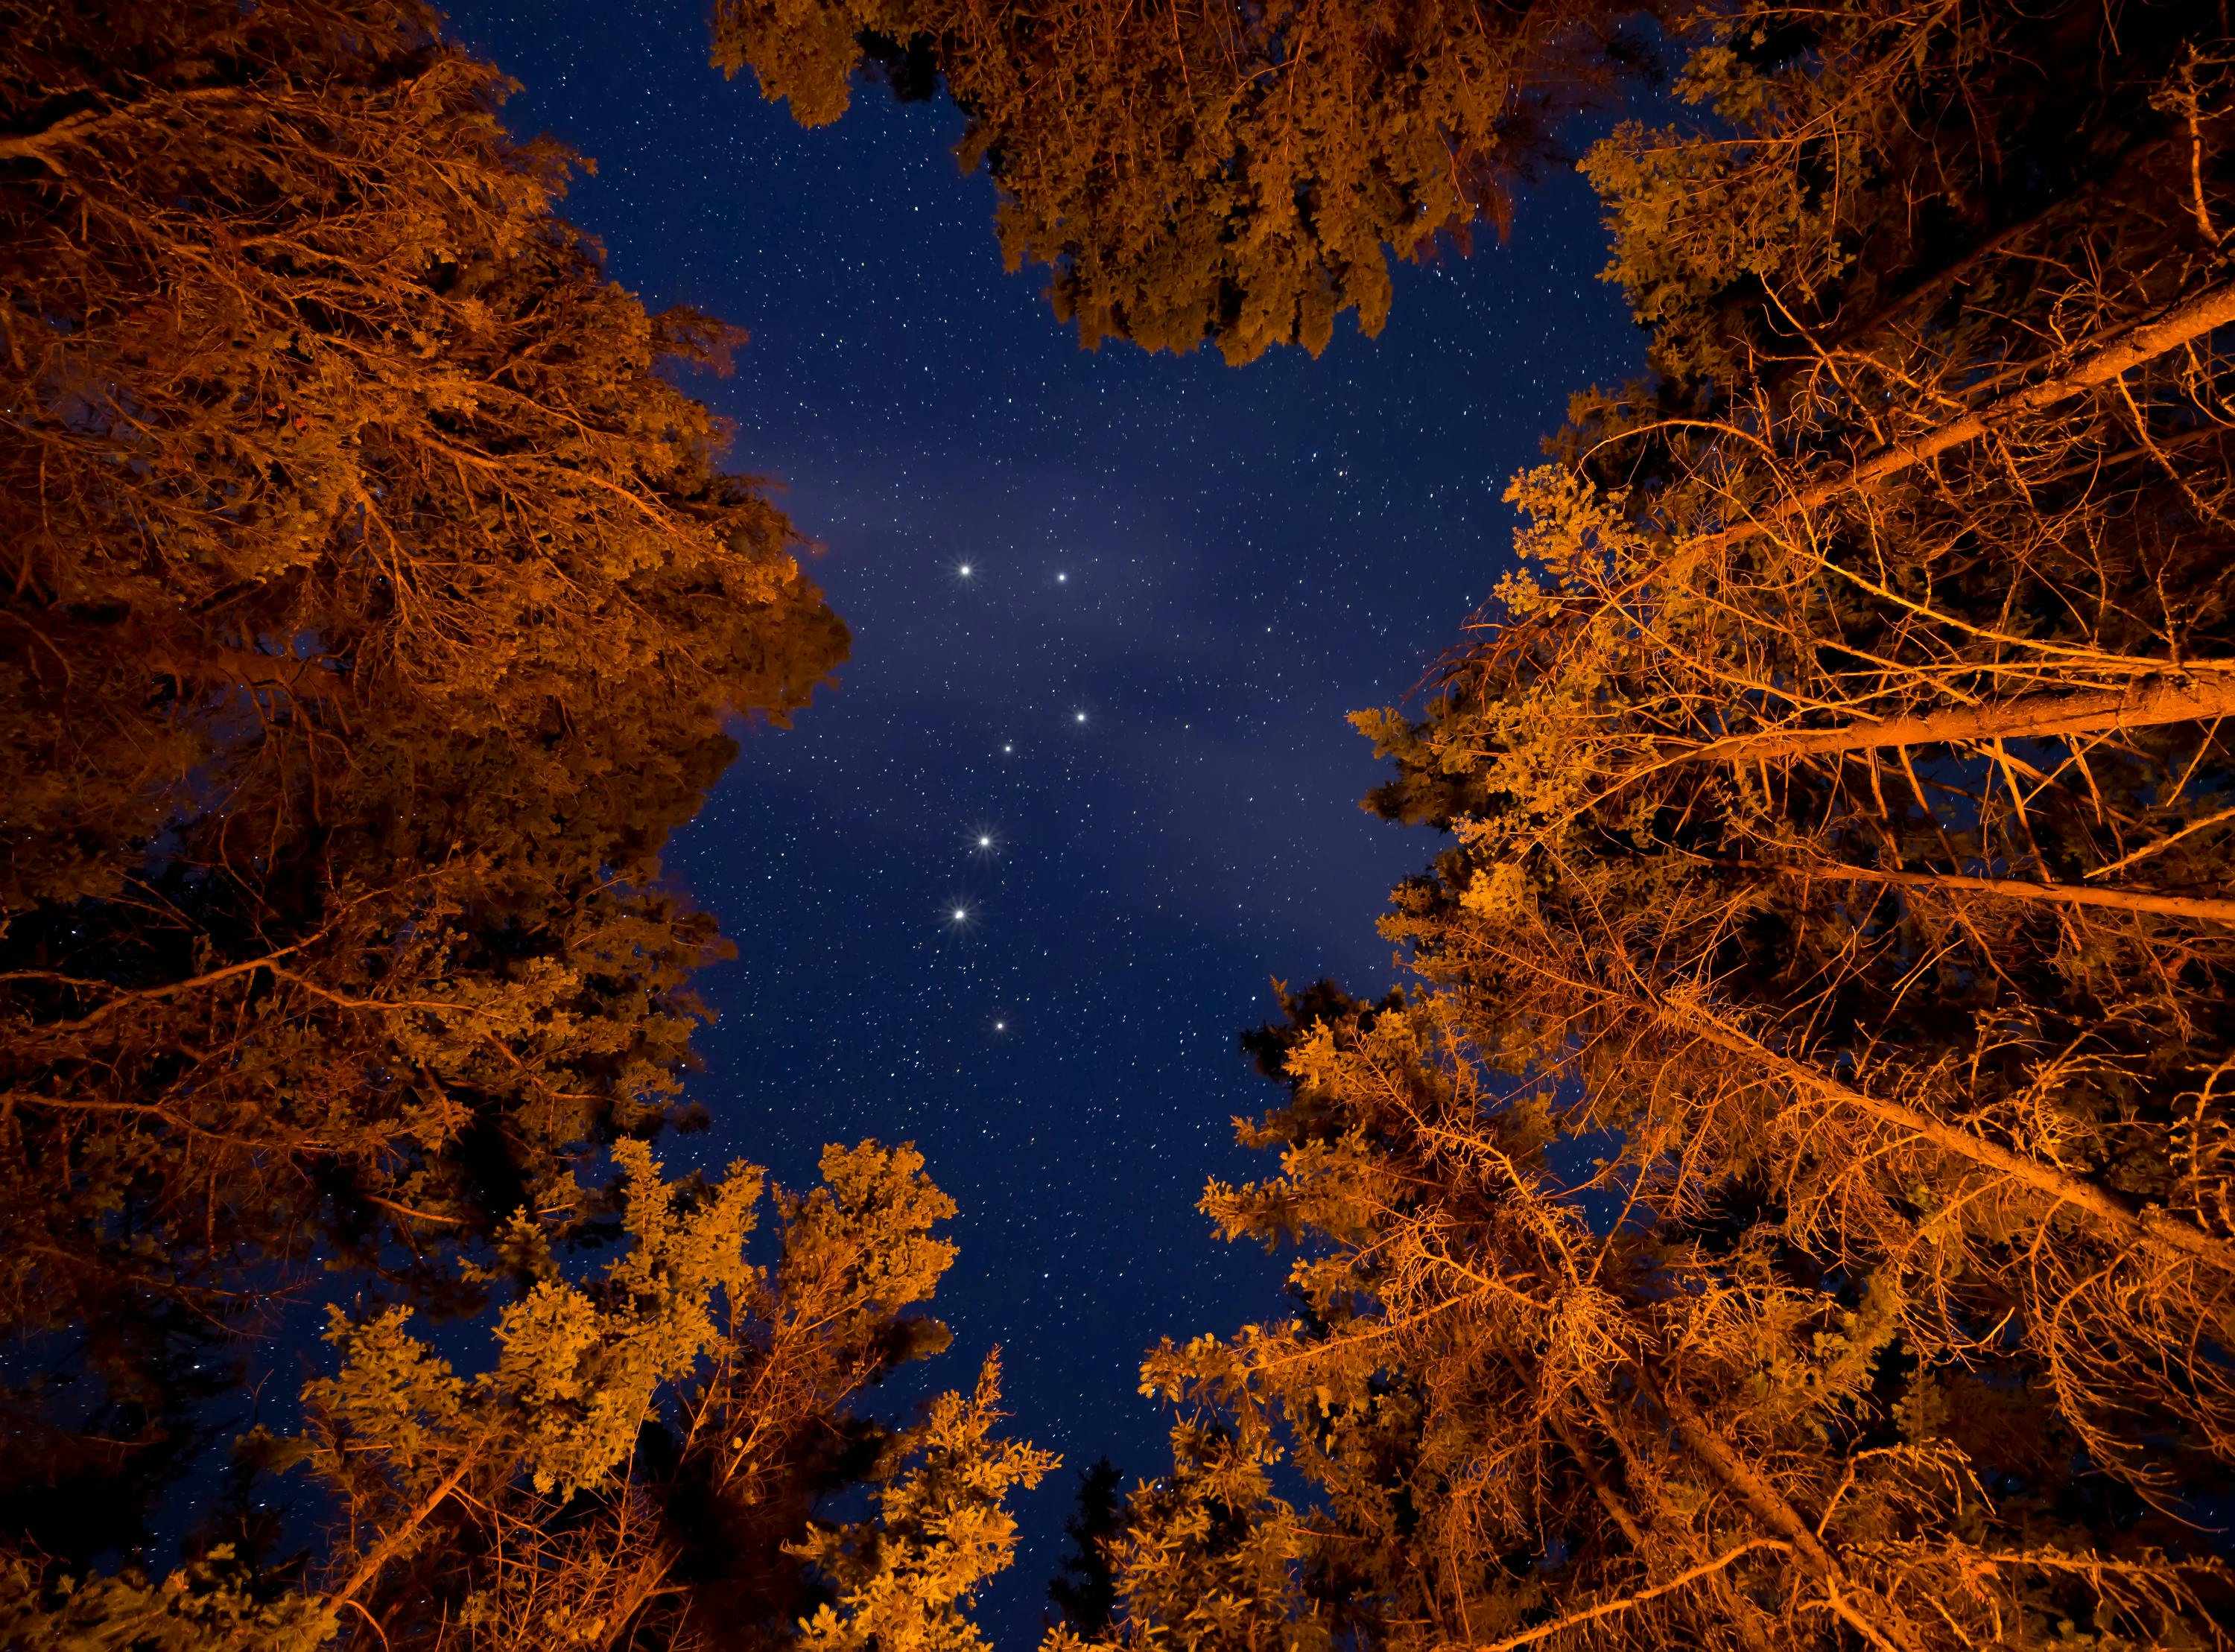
[438,5,1642,1639]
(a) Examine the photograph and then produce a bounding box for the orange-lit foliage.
[1085,3,2235,1648]
[4,1140,1050,1652]
[1056,991,2222,1652]
[1,0,843,1344]
[711,0,1641,363]
[0,5,1051,1646]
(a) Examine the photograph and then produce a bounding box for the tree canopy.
[11,0,2235,1647]
[710,0,1644,362]
[1077,3,2235,1648]
[1,5,1046,1648]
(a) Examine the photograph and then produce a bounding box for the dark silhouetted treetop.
[1047,1457,1124,1636]
[709,0,1648,363]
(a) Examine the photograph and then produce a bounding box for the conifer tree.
[1047,1458,1124,1637]
[1087,2,2235,1646]
[708,0,1643,363]
[1,0,849,1500]
[1,1141,1052,1651]
[1350,0,2235,1498]
[1066,991,2225,1651]
[0,6,1039,1642]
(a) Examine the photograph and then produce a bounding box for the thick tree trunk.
[1647,1377,1919,1652]
[328,1445,488,1609]
[0,86,250,169]
[1647,1381,1840,1576]
[1816,130,2175,356]
[1544,1407,1650,1551]
[1469,1539,1789,1652]
[1664,997,2235,1275]
[1472,935,2235,1274]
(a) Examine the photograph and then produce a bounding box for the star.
[994,1019,1006,1032]
[959,562,973,576]
[1074,711,1087,724]
[977,834,992,848]
[1002,743,1014,754]
[1056,571,1068,582]
[950,906,968,923]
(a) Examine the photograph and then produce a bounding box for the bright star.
[977,834,992,848]
[1056,572,1068,582]
[950,906,968,923]
[994,1020,1006,1032]
[1002,743,1013,754]
[959,563,972,576]
[1074,711,1087,723]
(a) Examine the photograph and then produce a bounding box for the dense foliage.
[710,0,1644,362]
[1,4,1044,1647]
[12,0,2235,1648]
[1077,2,2235,1648]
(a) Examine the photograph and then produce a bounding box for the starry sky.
[440,3,1643,1640]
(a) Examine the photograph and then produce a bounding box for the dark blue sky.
[440,4,1643,1639]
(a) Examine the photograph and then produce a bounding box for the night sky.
[439,4,1643,1640]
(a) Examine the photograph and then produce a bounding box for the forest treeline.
[1009,3,2235,1650]
[711,0,1647,363]
[1,4,1046,1648]
[6,0,2234,1648]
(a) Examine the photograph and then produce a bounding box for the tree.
[1084,3,2235,1647]
[788,1353,1056,1652]
[1047,1458,1124,1637]
[0,0,880,1619]
[1349,0,2235,1499]
[1,1141,1052,1652]
[708,0,1645,363]
[1,0,850,1519]
[1069,991,2225,1652]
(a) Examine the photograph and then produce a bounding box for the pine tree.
[788,1353,1056,1652]
[1087,2,2235,1646]
[708,0,1644,363]
[2,1142,1051,1652]
[1071,990,2225,1651]
[1047,1458,1124,1637]
[1351,0,2235,1502]
[1,0,849,1506]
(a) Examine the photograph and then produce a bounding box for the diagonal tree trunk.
[1677,670,2235,765]
[327,1443,489,1610]
[1468,1539,1791,1652]
[1815,130,2176,357]
[1471,935,2235,1274]
[1701,280,2235,550]
[1643,1372,1920,1652]
[1658,993,2235,1274]
[1740,860,2235,924]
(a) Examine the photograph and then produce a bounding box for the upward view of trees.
[1,3,1044,1647]
[9,0,2234,1648]
[3,0,845,1313]
[1052,2,2235,1649]
[710,0,1647,362]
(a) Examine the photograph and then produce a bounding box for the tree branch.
[1679,671,2235,766]
[1467,1539,1790,1652]
[1700,280,2235,549]
[1740,859,2235,925]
